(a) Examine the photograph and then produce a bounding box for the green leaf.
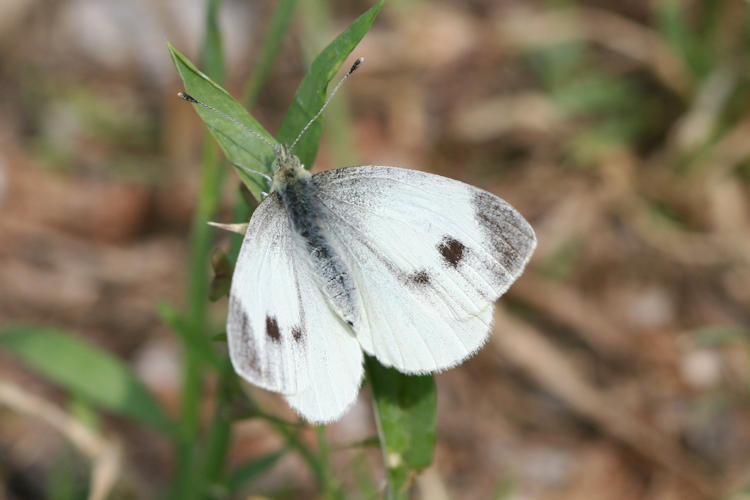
[169,0,384,194]
[226,448,287,492]
[277,0,384,169]
[0,325,173,435]
[168,43,276,201]
[365,355,436,499]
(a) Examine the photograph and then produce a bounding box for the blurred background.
[2,0,750,498]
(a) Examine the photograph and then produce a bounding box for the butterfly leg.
[230,160,273,184]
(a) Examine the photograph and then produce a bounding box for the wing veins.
[314,197,471,367]
[319,168,532,257]
[315,194,487,320]
[317,188,517,282]
[316,192,504,306]
[334,190,527,283]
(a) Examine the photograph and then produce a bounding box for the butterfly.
[180,58,536,423]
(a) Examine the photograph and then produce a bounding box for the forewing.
[227,192,311,394]
[312,166,536,374]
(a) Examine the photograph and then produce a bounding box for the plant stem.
[201,358,234,486]
[174,0,227,498]
[317,425,338,500]
[243,0,300,109]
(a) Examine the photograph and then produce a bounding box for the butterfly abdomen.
[277,173,359,328]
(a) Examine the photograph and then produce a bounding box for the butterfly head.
[270,144,310,192]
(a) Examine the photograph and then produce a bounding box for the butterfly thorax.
[270,145,308,192]
[271,147,359,328]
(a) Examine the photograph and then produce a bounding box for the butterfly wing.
[227,192,311,394]
[311,166,536,374]
[283,263,363,423]
[228,192,363,422]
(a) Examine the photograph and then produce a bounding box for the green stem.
[174,1,227,498]
[175,125,226,500]
[270,422,325,486]
[182,137,224,433]
[316,425,339,500]
[242,0,300,109]
[201,359,234,486]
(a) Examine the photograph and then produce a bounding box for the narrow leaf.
[278,0,384,169]
[226,448,287,491]
[169,43,276,201]
[242,0,300,108]
[0,325,173,435]
[365,355,436,499]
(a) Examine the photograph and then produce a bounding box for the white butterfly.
[180,59,536,423]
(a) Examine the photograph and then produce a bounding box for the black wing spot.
[437,236,466,268]
[291,325,304,342]
[265,315,281,342]
[233,298,261,376]
[409,270,431,285]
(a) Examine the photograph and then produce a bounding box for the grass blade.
[242,0,300,108]
[173,3,229,498]
[201,0,225,83]
[226,448,287,492]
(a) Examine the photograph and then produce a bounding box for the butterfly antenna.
[177,92,276,150]
[289,57,363,153]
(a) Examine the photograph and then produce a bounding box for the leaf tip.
[166,40,178,57]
